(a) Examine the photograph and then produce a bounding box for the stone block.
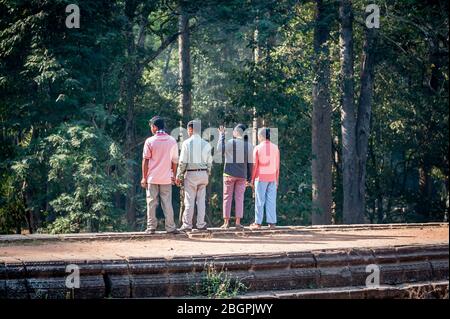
[250,254,290,271]
[128,258,168,275]
[371,247,398,264]
[349,264,371,286]
[102,260,131,298]
[430,259,449,280]
[248,268,319,291]
[314,251,349,267]
[318,266,352,288]
[5,262,28,299]
[290,268,320,289]
[167,272,202,297]
[396,245,449,263]
[378,262,432,285]
[165,257,195,273]
[401,261,433,283]
[0,262,6,299]
[210,255,252,271]
[130,273,170,298]
[346,248,375,265]
[286,252,315,268]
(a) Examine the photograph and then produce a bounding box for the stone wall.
[1,243,448,299]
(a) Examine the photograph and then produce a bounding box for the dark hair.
[259,127,270,140]
[234,124,248,141]
[149,116,164,130]
[234,124,247,133]
[187,120,200,132]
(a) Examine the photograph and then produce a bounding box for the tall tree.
[178,0,192,124]
[353,26,377,223]
[123,0,141,230]
[311,0,333,225]
[339,0,358,223]
[252,15,263,146]
[177,0,192,223]
[339,0,378,223]
[121,1,180,229]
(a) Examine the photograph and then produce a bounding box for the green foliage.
[0,0,448,233]
[0,0,129,233]
[193,264,247,299]
[5,123,130,234]
[39,123,128,233]
[0,174,25,234]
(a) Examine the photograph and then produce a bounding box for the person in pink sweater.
[250,127,280,230]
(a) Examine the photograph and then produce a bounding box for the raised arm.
[216,126,229,159]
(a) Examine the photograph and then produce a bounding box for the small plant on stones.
[194,263,247,299]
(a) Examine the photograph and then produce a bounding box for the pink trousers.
[223,175,246,219]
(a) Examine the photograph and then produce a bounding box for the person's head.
[233,124,247,139]
[187,120,201,137]
[149,116,164,135]
[258,127,270,143]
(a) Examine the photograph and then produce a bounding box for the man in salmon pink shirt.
[250,127,280,230]
[141,116,179,234]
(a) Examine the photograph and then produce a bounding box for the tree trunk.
[370,135,384,223]
[124,71,137,229]
[311,0,333,225]
[332,136,342,223]
[417,160,432,218]
[339,0,359,224]
[123,1,179,230]
[339,0,377,224]
[124,0,138,230]
[415,35,443,219]
[252,19,263,146]
[22,180,39,233]
[178,1,192,224]
[354,26,377,223]
[178,1,192,125]
[163,42,174,80]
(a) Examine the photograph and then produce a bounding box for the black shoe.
[145,228,156,234]
[196,226,208,231]
[167,229,180,235]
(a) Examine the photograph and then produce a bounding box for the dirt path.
[0,226,448,263]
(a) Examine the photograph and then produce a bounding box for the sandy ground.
[0,226,448,263]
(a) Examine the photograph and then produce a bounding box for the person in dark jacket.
[217,124,253,229]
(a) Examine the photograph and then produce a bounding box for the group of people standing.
[140,116,280,234]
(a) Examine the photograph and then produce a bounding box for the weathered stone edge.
[0,243,448,299]
[237,280,450,299]
[0,222,447,244]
